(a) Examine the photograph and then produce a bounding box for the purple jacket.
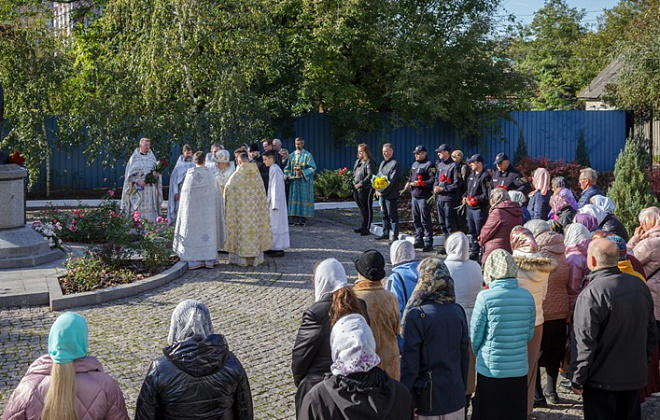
[2,355,129,420]
[478,201,523,264]
[565,243,590,311]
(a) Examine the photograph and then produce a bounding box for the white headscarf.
[314,258,348,302]
[168,299,214,345]
[591,195,615,214]
[445,232,469,261]
[330,314,381,376]
[390,240,416,266]
[578,204,607,226]
[564,223,592,247]
[508,190,526,206]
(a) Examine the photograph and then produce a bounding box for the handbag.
[412,306,433,412]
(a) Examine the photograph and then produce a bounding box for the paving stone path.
[1,209,659,419]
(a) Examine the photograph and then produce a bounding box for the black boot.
[534,366,547,407]
[544,371,560,404]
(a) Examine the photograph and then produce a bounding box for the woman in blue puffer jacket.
[470,249,536,420]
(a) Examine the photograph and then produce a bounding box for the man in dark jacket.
[406,145,435,252]
[375,143,401,243]
[577,167,603,209]
[490,153,527,193]
[250,143,269,192]
[571,239,658,420]
[433,144,461,252]
[463,154,491,261]
[452,150,471,234]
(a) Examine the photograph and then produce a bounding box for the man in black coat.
[571,239,658,420]
[490,153,527,193]
[375,143,401,243]
[406,145,435,252]
[433,144,461,252]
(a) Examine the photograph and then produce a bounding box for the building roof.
[578,59,622,100]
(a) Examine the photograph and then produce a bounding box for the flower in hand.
[416,175,424,187]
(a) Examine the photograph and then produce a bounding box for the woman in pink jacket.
[2,312,129,420]
[563,223,591,311]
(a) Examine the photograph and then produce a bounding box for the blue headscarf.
[48,312,88,364]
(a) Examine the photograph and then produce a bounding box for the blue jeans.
[412,197,433,246]
[380,197,399,239]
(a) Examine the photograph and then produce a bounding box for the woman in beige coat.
[353,249,401,380]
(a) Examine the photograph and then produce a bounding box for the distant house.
[578,59,621,110]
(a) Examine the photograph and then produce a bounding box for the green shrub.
[314,167,353,199]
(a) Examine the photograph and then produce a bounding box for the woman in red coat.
[479,188,523,264]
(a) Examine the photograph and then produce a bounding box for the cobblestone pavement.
[2,209,660,419]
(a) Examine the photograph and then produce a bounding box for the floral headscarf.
[530,168,550,196]
[483,249,518,285]
[330,314,381,376]
[591,195,615,214]
[524,220,551,238]
[400,257,456,334]
[550,194,571,215]
[510,225,539,254]
[578,204,607,226]
[606,235,628,261]
[574,213,599,232]
[638,206,660,234]
[314,258,348,302]
[558,187,578,211]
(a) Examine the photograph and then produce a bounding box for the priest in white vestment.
[173,151,220,269]
[167,145,194,226]
[212,149,234,252]
[223,152,273,266]
[121,137,163,222]
[263,150,289,257]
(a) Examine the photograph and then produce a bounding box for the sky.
[500,0,622,28]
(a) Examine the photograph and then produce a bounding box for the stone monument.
[0,162,63,268]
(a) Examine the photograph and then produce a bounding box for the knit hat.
[483,249,518,284]
[355,249,386,280]
[606,235,627,261]
[314,258,348,302]
[168,299,214,345]
[390,240,415,266]
[330,314,380,376]
[48,312,88,364]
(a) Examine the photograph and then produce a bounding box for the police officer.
[491,153,528,193]
[433,144,461,251]
[463,154,491,261]
[405,145,435,252]
[452,150,471,234]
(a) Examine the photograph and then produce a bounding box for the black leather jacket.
[135,334,253,420]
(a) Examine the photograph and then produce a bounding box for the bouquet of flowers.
[10,151,25,166]
[371,172,389,201]
[31,220,63,248]
[144,159,168,185]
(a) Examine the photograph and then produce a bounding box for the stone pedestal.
[0,164,63,269]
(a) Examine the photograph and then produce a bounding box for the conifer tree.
[575,128,591,166]
[513,129,528,166]
[608,135,657,234]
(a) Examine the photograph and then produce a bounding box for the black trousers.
[379,197,399,239]
[354,188,373,233]
[583,387,641,420]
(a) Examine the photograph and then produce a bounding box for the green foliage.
[513,129,528,166]
[608,135,658,234]
[62,252,134,293]
[139,218,175,271]
[314,168,353,199]
[575,129,591,167]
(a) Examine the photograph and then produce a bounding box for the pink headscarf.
[638,206,660,238]
[530,168,550,197]
[550,194,571,215]
[510,225,539,254]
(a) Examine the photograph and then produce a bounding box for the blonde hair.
[42,362,78,420]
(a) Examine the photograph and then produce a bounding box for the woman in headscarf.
[579,203,629,240]
[550,176,578,211]
[3,312,129,420]
[135,300,253,420]
[478,188,523,264]
[528,168,552,220]
[470,250,536,420]
[589,195,629,240]
[510,226,556,417]
[509,190,532,225]
[291,258,368,415]
[549,193,576,228]
[400,257,470,420]
[299,314,413,420]
[628,207,660,356]
[443,232,483,411]
[574,212,599,233]
[524,220,569,406]
[564,223,592,310]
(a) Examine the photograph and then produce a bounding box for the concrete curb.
[49,261,188,311]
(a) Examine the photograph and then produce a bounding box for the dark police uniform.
[434,157,461,237]
[408,155,435,249]
[464,170,491,260]
[490,166,527,193]
[456,160,471,233]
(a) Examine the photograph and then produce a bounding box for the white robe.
[120,148,163,222]
[268,164,290,251]
[172,166,219,262]
[167,155,194,226]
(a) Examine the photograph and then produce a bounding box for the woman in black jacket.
[291,258,369,417]
[352,143,377,235]
[135,300,253,420]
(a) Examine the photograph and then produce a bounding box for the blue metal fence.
[32,110,627,191]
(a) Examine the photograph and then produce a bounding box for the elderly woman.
[478,188,523,264]
[590,195,629,241]
[524,220,570,406]
[470,250,536,420]
[509,190,531,225]
[564,223,592,310]
[549,193,576,228]
[291,258,368,414]
[510,226,555,417]
[400,257,469,419]
[550,176,578,211]
[135,300,253,420]
[528,168,552,220]
[3,312,129,420]
[299,314,414,420]
[574,212,599,233]
[352,143,377,235]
